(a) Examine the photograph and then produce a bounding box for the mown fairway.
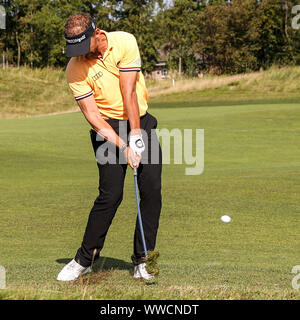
[0,102,300,300]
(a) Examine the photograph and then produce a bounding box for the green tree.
[193,0,262,74]
[0,0,29,68]
[30,0,114,68]
[111,0,164,73]
[1,0,300,72]
[158,0,201,76]
[255,0,288,68]
[1,0,115,68]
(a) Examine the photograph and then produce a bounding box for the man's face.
[85,32,99,59]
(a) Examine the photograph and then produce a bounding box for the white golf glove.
[129,135,145,156]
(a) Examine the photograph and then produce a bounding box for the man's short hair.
[64,13,93,38]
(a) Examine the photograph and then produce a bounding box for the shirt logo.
[135,58,141,66]
[92,71,103,81]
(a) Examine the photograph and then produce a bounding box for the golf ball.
[221,215,231,223]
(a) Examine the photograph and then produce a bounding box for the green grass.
[0,102,300,300]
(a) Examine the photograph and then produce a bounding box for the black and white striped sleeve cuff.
[75,91,93,101]
[119,67,141,72]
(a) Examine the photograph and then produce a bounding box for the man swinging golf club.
[57,13,162,281]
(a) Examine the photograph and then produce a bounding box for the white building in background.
[151,61,169,80]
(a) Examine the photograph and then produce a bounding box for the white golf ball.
[221,215,231,223]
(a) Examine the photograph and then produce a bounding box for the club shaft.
[133,171,148,258]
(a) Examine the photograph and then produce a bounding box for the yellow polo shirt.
[66,31,149,120]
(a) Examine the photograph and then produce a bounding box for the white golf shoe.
[133,263,155,280]
[57,259,90,281]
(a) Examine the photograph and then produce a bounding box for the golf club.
[133,166,148,259]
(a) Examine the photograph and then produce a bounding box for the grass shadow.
[56,257,132,273]
[93,256,133,273]
[56,257,133,287]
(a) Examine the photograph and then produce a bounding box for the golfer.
[57,13,162,281]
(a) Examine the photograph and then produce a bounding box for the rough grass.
[148,65,300,108]
[1,65,300,118]
[148,65,300,98]
[0,67,76,119]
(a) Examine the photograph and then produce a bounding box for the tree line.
[1,0,300,76]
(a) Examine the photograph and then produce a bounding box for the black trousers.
[75,112,162,267]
